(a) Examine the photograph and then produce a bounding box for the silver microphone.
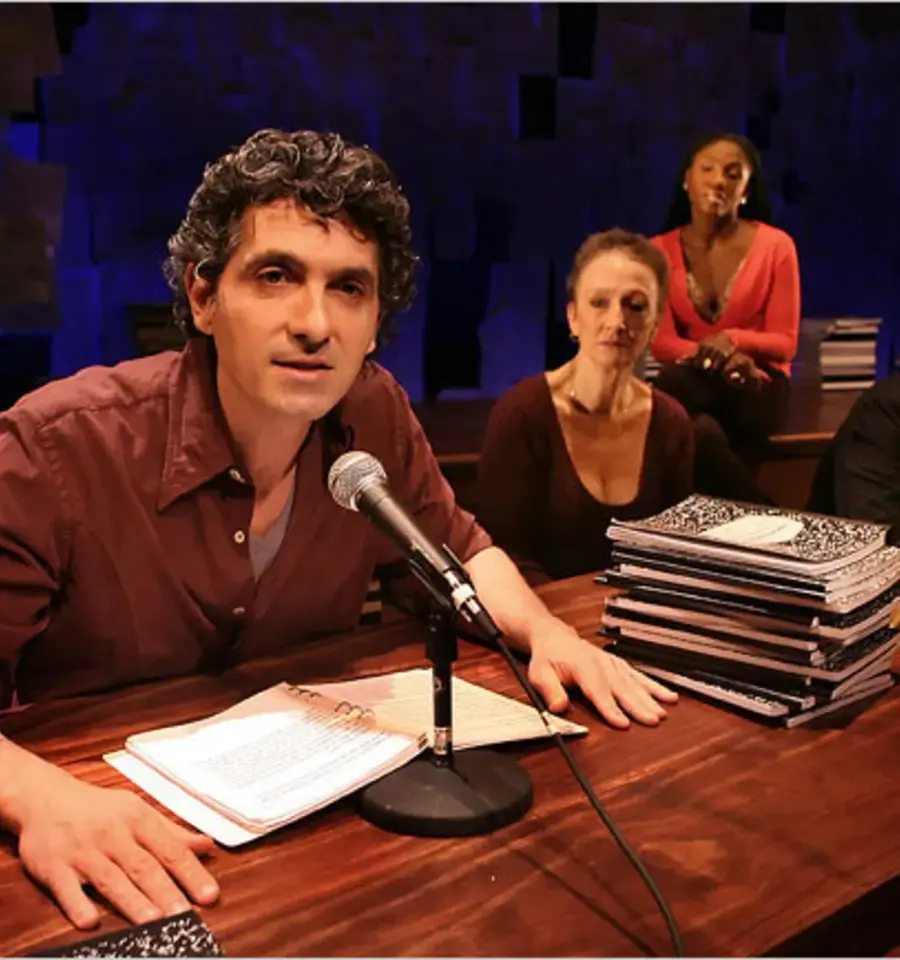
[328,451,497,634]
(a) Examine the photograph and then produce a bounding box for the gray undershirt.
[248,481,296,581]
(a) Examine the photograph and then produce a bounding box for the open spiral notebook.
[105,668,587,846]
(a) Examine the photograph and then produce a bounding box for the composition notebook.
[608,495,888,576]
[30,911,223,958]
[609,542,900,599]
[105,668,587,847]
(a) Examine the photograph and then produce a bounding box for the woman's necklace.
[568,379,634,418]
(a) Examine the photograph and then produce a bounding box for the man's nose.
[288,286,332,344]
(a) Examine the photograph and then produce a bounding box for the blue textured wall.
[6,2,900,399]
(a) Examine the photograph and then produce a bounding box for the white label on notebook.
[702,515,804,546]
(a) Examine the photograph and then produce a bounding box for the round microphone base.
[357,749,533,838]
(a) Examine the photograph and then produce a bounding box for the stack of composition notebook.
[600,495,899,726]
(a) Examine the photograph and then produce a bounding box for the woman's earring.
[740,196,748,206]
[569,332,579,343]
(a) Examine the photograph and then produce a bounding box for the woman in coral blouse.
[650,132,801,502]
[477,229,694,586]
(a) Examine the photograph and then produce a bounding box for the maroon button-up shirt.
[0,341,491,706]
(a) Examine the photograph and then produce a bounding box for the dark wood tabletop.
[1,575,898,958]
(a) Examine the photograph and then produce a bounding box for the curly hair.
[566,228,670,306]
[662,131,773,232]
[163,128,418,342]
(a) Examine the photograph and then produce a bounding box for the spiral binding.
[334,700,376,721]
[285,684,375,722]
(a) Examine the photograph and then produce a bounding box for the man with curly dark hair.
[0,129,676,934]
[164,128,418,346]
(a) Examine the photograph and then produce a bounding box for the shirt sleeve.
[831,384,900,534]
[375,381,492,570]
[725,232,801,365]
[476,389,553,586]
[0,413,69,709]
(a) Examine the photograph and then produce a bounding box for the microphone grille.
[327,451,387,511]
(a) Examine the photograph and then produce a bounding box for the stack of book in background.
[600,496,899,727]
[818,317,882,391]
[640,350,661,382]
[640,317,883,392]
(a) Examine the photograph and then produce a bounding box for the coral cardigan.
[650,222,801,377]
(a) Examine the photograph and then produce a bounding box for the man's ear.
[367,313,384,357]
[184,263,216,336]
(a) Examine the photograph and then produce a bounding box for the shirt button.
[233,530,246,545]
[229,468,246,484]
[233,606,246,617]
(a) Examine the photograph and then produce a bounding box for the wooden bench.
[125,304,862,512]
[756,385,861,509]
[413,387,863,514]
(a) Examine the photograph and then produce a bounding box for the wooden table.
[2,576,899,958]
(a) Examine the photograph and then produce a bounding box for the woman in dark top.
[649,131,801,503]
[477,229,694,585]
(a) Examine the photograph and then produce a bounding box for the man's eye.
[591,298,609,310]
[339,281,365,297]
[258,268,287,285]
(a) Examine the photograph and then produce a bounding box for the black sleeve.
[831,377,900,540]
[476,388,554,586]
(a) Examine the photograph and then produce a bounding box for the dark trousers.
[654,362,791,504]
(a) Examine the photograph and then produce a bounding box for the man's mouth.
[272,359,332,372]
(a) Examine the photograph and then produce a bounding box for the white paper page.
[126,684,424,829]
[301,669,587,749]
[106,751,260,847]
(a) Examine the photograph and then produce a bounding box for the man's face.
[188,199,380,424]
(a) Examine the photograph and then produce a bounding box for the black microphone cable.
[388,576,685,956]
[332,451,683,954]
[463,621,685,958]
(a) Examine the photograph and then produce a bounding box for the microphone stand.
[356,550,533,837]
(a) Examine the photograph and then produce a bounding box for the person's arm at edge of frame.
[0,414,220,931]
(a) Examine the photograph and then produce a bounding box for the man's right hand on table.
[0,738,219,930]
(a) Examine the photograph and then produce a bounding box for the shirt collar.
[158,339,238,511]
